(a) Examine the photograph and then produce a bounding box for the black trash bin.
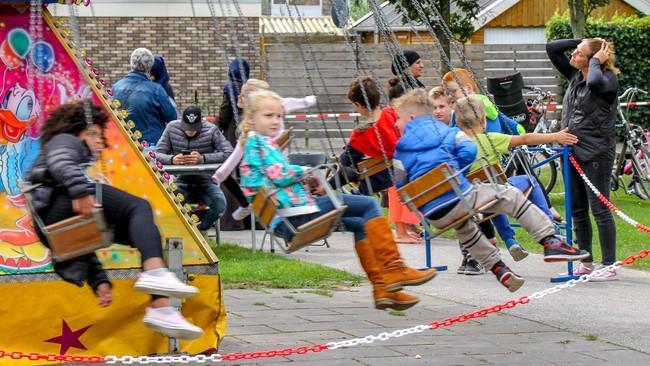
[487,72,531,132]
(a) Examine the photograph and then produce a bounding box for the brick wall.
[65,17,261,117]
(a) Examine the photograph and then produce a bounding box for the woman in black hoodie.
[546,38,619,281]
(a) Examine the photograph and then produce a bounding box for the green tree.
[349,0,372,22]
[567,0,611,38]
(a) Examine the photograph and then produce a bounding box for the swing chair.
[22,181,112,262]
[398,159,505,238]
[276,127,294,150]
[20,1,112,262]
[250,167,347,253]
[356,157,393,195]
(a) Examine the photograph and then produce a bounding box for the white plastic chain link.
[527,262,622,300]
[104,354,222,364]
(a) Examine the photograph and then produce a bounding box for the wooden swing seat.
[466,162,533,198]
[356,157,392,181]
[44,209,112,262]
[251,186,346,254]
[276,128,294,150]
[398,163,502,238]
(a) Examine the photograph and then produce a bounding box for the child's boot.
[490,261,525,293]
[355,239,420,310]
[365,217,437,292]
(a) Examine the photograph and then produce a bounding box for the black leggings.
[222,176,249,207]
[37,184,163,261]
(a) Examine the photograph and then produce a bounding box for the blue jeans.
[491,175,553,242]
[176,181,226,231]
[274,194,381,242]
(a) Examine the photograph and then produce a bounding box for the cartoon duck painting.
[0,82,48,273]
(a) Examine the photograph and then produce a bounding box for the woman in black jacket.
[546,38,619,281]
[27,101,203,339]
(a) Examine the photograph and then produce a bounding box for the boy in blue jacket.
[392,89,589,292]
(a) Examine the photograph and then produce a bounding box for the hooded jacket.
[218,58,251,144]
[394,116,476,216]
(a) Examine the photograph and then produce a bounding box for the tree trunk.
[438,0,451,74]
[568,0,586,38]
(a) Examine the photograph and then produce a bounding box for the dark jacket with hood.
[547,39,618,162]
[25,133,110,292]
[218,58,250,145]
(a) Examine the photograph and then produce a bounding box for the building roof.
[350,0,650,33]
[261,16,343,36]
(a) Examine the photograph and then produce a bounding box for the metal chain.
[407,0,501,162]
[278,2,346,157]
[4,247,650,363]
[228,0,268,83]
[206,0,244,128]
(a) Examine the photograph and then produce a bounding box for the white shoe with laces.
[135,269,198,298]
[143,307,203,339]
[232,206,252,221]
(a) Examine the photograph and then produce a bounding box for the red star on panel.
[45,319,92,355]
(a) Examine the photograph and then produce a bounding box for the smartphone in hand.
[181,149,191,155]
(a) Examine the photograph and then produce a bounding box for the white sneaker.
[143,307,203,339]
[135,269,198,298]
[232,206,252,221]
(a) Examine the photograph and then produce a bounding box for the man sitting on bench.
[156,106,232,234]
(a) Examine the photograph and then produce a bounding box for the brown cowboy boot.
[365,217,437,292]
[355,239,420,310]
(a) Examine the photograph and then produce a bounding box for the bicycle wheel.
[631,153,650,200]
[528,150,558,194]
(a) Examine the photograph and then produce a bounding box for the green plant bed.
[211,243,364,289]
[511,174,650,271]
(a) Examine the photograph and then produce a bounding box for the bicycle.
[611,87,650,199]
[508,86,561,194]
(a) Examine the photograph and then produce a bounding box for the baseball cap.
[180,106,202,132]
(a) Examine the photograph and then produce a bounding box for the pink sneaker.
[589,268,617,282]
[560,263,593,276]
[135,269,198,298]
[143,307,203,339]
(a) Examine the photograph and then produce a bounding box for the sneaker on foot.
[456,256,468,274]
[542,236,590,262]
[506,239,529,262]
[232,206,252,221]
[143,307,203,339]
[589,267,617,282]
[135,269,199,298]
[491,263,525,293]
[464,258,484,275]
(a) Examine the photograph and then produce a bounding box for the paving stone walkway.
[216,230,650,365]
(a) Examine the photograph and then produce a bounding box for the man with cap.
[388,49,425,100]
[155,106,233,233]
[113,48,178,147]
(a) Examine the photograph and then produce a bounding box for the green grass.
[211,243,364,289]
[510,168,650,270]
[584,334,599,341]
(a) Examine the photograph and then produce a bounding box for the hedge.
[546,13,650,129]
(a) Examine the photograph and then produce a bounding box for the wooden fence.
[264,42,560,150]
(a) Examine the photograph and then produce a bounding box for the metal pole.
[165,237,183,353]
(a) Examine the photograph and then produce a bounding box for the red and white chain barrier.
[2,248,650,364]
[546,101,650,111]
[1,155,648,364]
[568,155,650,234]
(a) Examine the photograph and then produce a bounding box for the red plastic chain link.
[569,155,650,234]
[0,350,105,363]
[429,296,530,329]
[221,344,329,361]
[620,249,650,266]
